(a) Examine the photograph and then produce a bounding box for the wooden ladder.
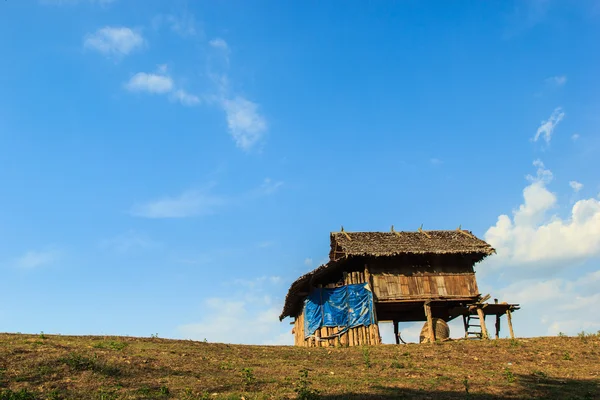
[463,314,483,339]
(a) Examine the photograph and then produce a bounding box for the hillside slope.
[0,333,598,399]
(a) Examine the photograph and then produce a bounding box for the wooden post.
[424,301,435,343]
[394,320,399,345]
[506,309,515,339]
[495,314,500,339]
[476,307,488,339]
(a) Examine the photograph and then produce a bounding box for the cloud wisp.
[153,13,198,37]
[131,190,226,219]
[545,75,567,87]
[207,38,268,152]
[533,107,565,144]
[125,72,173,93]
[124,67,199,107]
[84,27,144,58]
[99,230,161,253]
[569,181,583,193]
[14,248,60,269]
[130,177,282,219]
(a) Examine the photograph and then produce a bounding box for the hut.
[279,227,520,347]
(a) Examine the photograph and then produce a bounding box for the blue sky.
[1,0,599,344]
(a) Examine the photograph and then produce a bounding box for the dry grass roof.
[330,230,495,258]
[279,229,495,320]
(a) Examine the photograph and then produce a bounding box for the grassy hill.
[0,333,598,400]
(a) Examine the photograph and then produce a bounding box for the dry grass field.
[0,333,598,399]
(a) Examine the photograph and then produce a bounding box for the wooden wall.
[293,268,381,347]
[370,257,479,301]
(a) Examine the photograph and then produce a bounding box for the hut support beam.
[495,314,500,339]
[424,301,435,343]
[476,307,489,339]
[393,320,399,345]
[506,309,515,339]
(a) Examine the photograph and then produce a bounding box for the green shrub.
[294,369,320,400]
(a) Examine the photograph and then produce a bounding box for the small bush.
[462,376,470,394]
[362,347,371,369]
[563,352,572,361]
[60,353,121,377]
[241,367,256,388]
[0,389,37,400]
[93,340,127,351]
[503,368,515,383]
[294,369,320,400]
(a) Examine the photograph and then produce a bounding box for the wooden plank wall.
[294,268,381,347]
[370,262,479,300]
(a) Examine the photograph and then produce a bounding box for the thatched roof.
[330,230,495,259]
[279,229,494,321]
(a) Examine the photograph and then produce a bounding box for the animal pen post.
[280,227,520,347]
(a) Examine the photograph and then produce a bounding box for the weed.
[563,352,572,361]
[390,361,405,369]
[531,370,548,381]
[558,332,567,337]
[294,368,320,400]
[181,388,209,400]
[151,333,159,339]
[93,340,127,351]
[39,332,46,340]
[46,389,64,400]
[220,361,235,370]
[509,339,520,347]
[0,389,37,400]
[462,376,470,395]
[503,368,515,383]
[362,346,371,369]
[160,385,170,395]
[241,367,256,388]
[37,365,54,376]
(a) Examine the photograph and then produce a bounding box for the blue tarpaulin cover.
[303,283,374,338]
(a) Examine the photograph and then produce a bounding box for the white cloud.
[125,68,200,107]
[170,89,200,106]
[131,190,226,219]
[430,158,443,166]
[14,249,60,269]
[494,271,600,336]
[178,277,290,345]
[484,160,600,272]
[545,75,567,87]
[533,107,565,144]
[221,96,267,150]
[209,38,229,51]
[84,27,144,57]
[304,258,313,267]
[572,133,580,141]
[125,72,173,94]
[99,230,160,253]
[569,181,583,193]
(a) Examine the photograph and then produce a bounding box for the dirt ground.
[0,333,598,399]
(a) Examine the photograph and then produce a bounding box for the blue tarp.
[303,283,374,338]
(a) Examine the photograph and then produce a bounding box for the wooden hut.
[279,227,520,347]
